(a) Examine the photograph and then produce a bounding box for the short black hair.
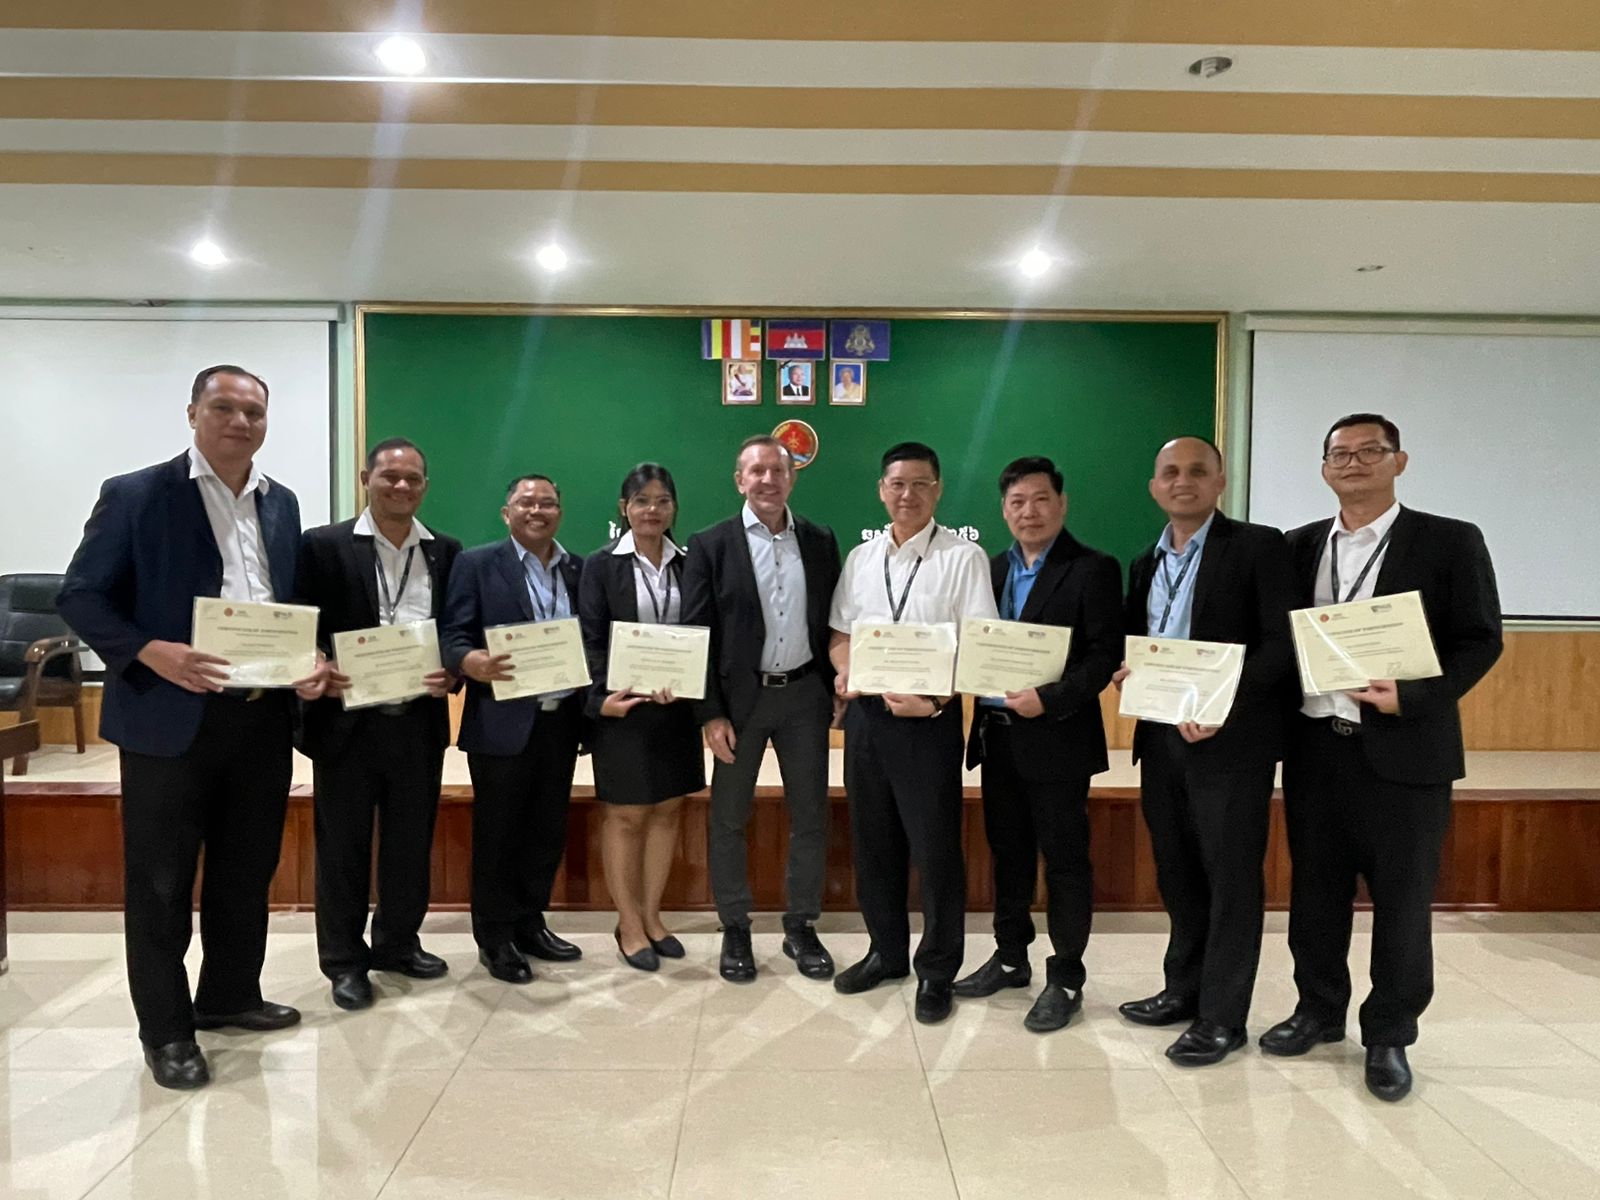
[191,364,268,406]
[998,455,1063,497]
[1323,413,1402,456]
[366,436,428,476]
[881,441,940,479]
[505,473,561,501]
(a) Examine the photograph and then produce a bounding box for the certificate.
[848,621,958,696]
[191,597,318,687]
[332,619,441,710]
[1119,636,1245,726]
[1290,590,1442,696]
[486,618,592,702]
[605,622,709,700]
[954,617,1071,697]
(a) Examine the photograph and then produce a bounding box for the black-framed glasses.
[1323,446,1395,468]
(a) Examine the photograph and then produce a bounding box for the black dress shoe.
[833,950,909,996]
[478,943,534,984]
[144,1040,210,1090]
[330,972,374,1012]
[615,927,661,973]
[193,1001,302,1032]
[516,926,583,962]
[1023,983,1083,1033]
[952,953,1032,998]
[372,947,449,979]
[1165,1019,1248,1067]
[650,934,687,959]
[1259,1011,1345,1057]
[1365,1045,1413,1102]
[720,926,757,983]
[915,980,954,1025]
[781,922,835,980]
[1118,989,1198,1027]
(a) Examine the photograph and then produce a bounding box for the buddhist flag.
[702,319,763,360]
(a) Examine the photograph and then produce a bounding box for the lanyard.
[525,556,564,621]
[1154,546,1197,635]
[882,548,924,624]
[1330,526,1393,604]
[635,557,674,623]
[376,545,417,626]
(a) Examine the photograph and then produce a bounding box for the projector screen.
[1248,324,1600,620]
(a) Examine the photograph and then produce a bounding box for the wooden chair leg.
[72,698,86,754]
[10,751,27,777]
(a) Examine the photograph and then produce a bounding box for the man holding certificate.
[952,457,1122,1033]
[827,442,997,1025]
[58,365,330,1090]
[1260,414,1502,1102]
[297,438,461,1012]
[1115,436,1295,1066]
[441,475,586,984]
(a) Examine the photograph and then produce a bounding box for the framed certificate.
[486,618,591,702]
[191,597,318,687]
[332,619,441,710]
[953,617,1071,697]
[847,621,958,696]
[605,622,710,700]
[1290,590,1443,696]
[1119,635,1245,726]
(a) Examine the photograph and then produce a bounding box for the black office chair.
[0,574,88,776]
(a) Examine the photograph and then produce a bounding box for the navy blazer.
[440,538,583,756]
[57,450,302,758]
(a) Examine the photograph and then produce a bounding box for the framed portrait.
[829,360,866,406]
[776,360,815,405]
[722,359,760,406]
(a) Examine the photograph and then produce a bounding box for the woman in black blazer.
[578,463,706,971]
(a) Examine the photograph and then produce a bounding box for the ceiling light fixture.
[1017,247,1053,279]
[189,239,228,267]
[1188,55,1234,79]
[375,35,427,75]
[535,242,570,272]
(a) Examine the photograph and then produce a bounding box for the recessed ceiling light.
[1017,247,1053,279]
[189,239,227,267]
[1188,55,1234,79]
[376,35,426,75]
[1355,263,1386,272]
[535,243,570,272]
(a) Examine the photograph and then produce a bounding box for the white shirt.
[189,444,273,602]
[829,520,997,633]
[353,507,434,626]
[743,503,811,673]
[1301,501,1403,722]
[614,530,683,624]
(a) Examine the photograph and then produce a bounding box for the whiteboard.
[0,316,333,578]
[1248,327,1600,619]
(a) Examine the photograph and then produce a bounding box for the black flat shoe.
[516,926,583,962]
[330,972,374,1011]
[1365,1045,1413,1102]
[616,927,660,973]
[1023,983,1083,1033]
[372,947,449,979]
[915,980,954,1025]
[1118,989,1198,1027]
[781,922,835,980]
[1165,1018,1248,1067]
[952,953,1032,998]
[478,943,534,984]
[719,926,757,983]
[650,933,687,959]
[193,1001,302,1032]
[144,1039,209,1090]
[1260,1011,1345,1057]
[833,950,909,996]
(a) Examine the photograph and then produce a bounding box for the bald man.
[1113,436,1295,1067]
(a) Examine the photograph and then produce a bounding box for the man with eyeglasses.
[827,442,997,1024]
[441,475,586,984]
[1259,413,1501,1102]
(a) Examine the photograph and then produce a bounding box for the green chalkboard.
[360,312,1219,570]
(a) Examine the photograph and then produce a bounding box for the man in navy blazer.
[58,365,328,1091]
[440,474,586,984]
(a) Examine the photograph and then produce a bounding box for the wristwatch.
[925,696,944,717]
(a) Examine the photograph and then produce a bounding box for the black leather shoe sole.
[782,940,835,980]
[193,1004,302,1032]
[1260,1022,1346,1057]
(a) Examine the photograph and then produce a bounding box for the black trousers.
[466,697,583,949]
[119,693,293,1047]
[979,717,1093,990]
[1138,725,1273,1030]
[1283,716,1453,1047]
[843,697,966,984]
[312,703,445,979]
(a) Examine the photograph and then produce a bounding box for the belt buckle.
[761,671,788,688]
[1330,716,1358,737]
[985,708,1012,726]
[540,698,561,712]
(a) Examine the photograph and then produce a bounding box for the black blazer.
[1287,506,1502,785]
[964,531,1123,781]
[578,539,688,720]
[58,450,301,757]
[680,512,841,728]
[1125,510,1297,766]
[294,518,462,761]
[440,538,583,756]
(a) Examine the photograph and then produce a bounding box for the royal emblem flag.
[829,319,891,362]
[764,320,827,361]
[702,319,763,360]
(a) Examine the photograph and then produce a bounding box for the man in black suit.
[953,457,1122,1032]
[681,434,842,983]
[58,364,329,1090]
[297,438,462,1012]
[780,364,811,399]
[1259,413,1502,1102]
[1114,436,1295,1066]
[440,475,586,984]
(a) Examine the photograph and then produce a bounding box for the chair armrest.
[24,635,86,667]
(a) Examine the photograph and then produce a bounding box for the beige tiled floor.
[1,910,1597,1199]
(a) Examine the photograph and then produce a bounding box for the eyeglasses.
[626,495,675,511]
[1322,447,1395,468]
[882,479,938,496]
